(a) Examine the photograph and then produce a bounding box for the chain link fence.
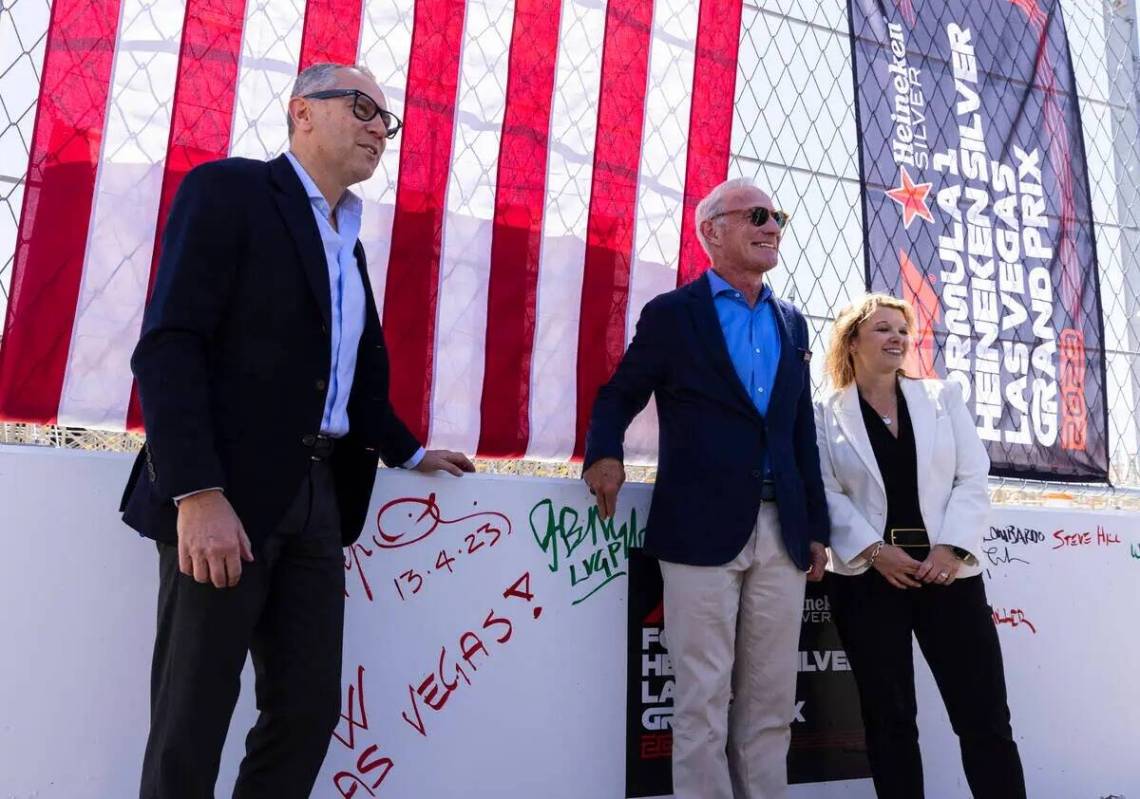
[1,0,1138,503]
[729,0,1140,504]
[0,0,48,320]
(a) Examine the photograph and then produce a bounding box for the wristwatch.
[948,545,976,565]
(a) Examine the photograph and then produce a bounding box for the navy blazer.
[121,155,420,546]
[584,273,830,569]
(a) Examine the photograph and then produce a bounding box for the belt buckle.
[888,527,929,548]
[311,434,335,461]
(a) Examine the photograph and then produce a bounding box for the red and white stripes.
[0,0,123,424]
[477,0,562,458]
[0,0,743,463]
[61,0,188,429]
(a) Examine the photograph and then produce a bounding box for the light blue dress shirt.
[707,269,781,475]
[173,153,420,504]
[285,153,424,468]
[285,152,366,439]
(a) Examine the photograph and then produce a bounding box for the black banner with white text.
[849,0,1109,480]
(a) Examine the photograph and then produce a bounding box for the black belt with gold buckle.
[887,527,930,548]
[886,529,978,565]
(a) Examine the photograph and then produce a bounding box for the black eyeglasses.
[708,206,792,230]
[302,89,402,139]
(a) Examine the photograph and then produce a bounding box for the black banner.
[849,0,1109,481]
[788,579,870,784]
[625,551,673,798]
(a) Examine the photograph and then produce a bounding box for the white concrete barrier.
[1,445,1136,797]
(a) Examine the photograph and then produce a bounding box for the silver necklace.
[859,388,896,426]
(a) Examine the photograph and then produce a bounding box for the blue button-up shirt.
[285,152,365,438]
[707,269,781,475]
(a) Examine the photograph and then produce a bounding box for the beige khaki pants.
[659,503,807,799]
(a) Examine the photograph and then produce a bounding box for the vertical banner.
[625,551,672,797]
[787,579,870,783]
[848,0,1109,481]
[624,560,870,794]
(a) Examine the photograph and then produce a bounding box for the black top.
[858,381,925,537]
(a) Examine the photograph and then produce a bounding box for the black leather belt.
[759,480,777,503]
[309,434,336,461]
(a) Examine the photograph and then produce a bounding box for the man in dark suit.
[583,179,830,799]
[121,62,474,798]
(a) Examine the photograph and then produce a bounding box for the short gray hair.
[287,62,377,137]
[694,177,762,256]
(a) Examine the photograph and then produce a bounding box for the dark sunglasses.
[302,89,402,139]
[708,206,792,230]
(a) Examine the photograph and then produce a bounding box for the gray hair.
[694,177,762,256]
[287,62,377,137]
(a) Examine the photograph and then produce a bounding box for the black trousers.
[828,570,1026,799]
[140,460,345,799]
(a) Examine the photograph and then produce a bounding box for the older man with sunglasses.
[122,62,473,798]
[584,178,830,799]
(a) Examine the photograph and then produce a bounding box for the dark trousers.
[828,571,1026,799]
[140,460,345,799]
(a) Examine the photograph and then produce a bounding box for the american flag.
[0,0,745,461]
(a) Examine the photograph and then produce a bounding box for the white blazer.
[814,377,990,577]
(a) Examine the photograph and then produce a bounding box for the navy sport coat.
[584,273,830,568]
[121,155,420,546]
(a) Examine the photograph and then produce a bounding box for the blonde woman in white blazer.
[814,294,1025,799]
